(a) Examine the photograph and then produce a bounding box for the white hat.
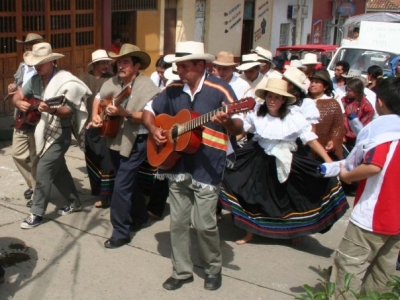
[287,59,306,70]
[301,53,318,65]
[164,41,215,63]
[255,78,296,104]
[283,67,307,92]
[108,43,151,70]
[236,54,263,71]
[16,33,44,44]
[213,51,238,66]
[342,69,362,78]
[164,63,180,81]
[252,46,276,68]
[23,42,64,66]
[88,49,114,66]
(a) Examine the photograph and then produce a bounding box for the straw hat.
[309,69,333,90]
[283,67,307,92]
[255,78,296,104]
[301,53,318,65]
[108,43,151,70]
[342,69,362,78]
[287,59,306,70]
[88,49,114,66]
[16,33,44,44]
[236,54,263,71]
[23,42,64,66]
[252,46,276,68]
[164,63,180,81]
[164,41,215,63]
[213,51,238,66]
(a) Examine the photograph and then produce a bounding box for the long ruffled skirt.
[219,141,349,239]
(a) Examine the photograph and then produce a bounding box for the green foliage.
[295,270,400,300]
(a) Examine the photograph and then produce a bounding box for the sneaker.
[21,214,43,229]
[57,205,82,216]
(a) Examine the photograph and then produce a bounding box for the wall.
[204,0,244,56]
[253,0,273,51]
[136,3,162,76]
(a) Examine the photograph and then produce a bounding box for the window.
[279,23,290,46]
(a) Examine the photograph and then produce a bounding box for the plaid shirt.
[342,95,375,141]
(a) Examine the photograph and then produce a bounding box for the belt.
[136,134,148,141]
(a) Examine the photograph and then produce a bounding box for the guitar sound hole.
[171,126,178,141]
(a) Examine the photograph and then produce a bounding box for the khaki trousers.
[169,178,222,279]
[332,222,400,299]
[12,129,37,190]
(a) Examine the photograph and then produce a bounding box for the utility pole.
[295,0,305,44]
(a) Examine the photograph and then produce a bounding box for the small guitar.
[14,95,66,130]
[98,85,132,137]
[147,97,256,170]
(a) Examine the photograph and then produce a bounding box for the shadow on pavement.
[0,237,38,299]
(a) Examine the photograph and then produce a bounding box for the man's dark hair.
[131,56,141,65]
[367,65,383,80]
[155,56,171,69]
[353,27,359,34]
[336,60,350,73]
[375,77,400,115]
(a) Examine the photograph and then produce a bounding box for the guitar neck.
[178,106,227,135]
[113,84,132,107]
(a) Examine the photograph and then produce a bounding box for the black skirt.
[219,141,349,239]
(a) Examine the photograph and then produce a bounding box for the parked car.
[275,44,339,69]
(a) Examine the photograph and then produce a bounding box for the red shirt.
[342,96,374,141]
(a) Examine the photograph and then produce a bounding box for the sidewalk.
[0,140,352,300]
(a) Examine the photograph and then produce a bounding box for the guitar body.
[98,99,120,138]
[14,96,64,130]
[147,109,203,169]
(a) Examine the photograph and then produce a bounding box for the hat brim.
[213,60,238,67]
[342,74,360,78]
[287,65,307,71]
[236,62,262,71]
[107,51,151,70]
[255,87,296,104]
[164,53,215,64]
[283,74,306,93]
[258,58,276,69]
[23,52,64,66]
[88,57,114,66]
[16,38,45,44]
[164,67,180,81]
[301,60,318,65]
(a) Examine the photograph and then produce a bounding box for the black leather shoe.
[24,189,33,200]
[26,200,33,208]
[104,237,130,249]
[162,276,194,290]
[204,271,222,290]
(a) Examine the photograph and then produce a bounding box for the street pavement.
[0,139,353,300]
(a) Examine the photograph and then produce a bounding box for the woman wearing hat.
[307,69,345,160]
[80,49,114,209]
[219,78,348,245]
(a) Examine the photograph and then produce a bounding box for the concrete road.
[0,140,353,300]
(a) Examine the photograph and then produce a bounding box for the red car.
[275,44,339,70]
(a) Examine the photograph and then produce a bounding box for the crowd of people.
[3,32,400,297]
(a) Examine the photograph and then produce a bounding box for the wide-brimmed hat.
[164,63,180,81]
[301,53,318,65]
[236,54,263,71]
[309,69,333,90]
[23,42,64,66]
[16,33,44,44]
[88,49,114,66]
[164,41,215,64]
[342,69,362,78]
[213,51,237,66]
[283,67,307,92]
[287,59,306,70]
[255,78,296,104]
[252,46,276,68]
[108,43,151,70]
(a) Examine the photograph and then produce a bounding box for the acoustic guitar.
[98,85,132,137]
[147,97,256,170]
[14,95,66,130]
